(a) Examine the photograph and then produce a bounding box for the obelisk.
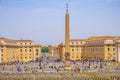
[65,3,70,67]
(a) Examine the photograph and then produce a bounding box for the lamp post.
[39,57,42,69]
[88,58,91,68]
[100,59,102,69]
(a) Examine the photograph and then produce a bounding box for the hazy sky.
[0,0,120,45]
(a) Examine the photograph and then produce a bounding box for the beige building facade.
[58,39,86,61]
[82,37,116,61]
[48,46,60,59]
[58,36,120,62]
[0,37,41,63]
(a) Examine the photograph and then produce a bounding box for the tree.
[41,46,49,53]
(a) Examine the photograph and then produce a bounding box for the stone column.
[115,39,120,62]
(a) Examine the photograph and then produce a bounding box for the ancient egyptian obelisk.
[65,3,70,67]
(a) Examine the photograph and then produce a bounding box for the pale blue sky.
[0,0,120,45]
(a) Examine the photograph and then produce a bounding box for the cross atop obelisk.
[66,3,68,12]
[65,3,70,67]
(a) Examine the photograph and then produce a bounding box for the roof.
[70,39,87,41]
[88,36,120,40]
[0,37,40,46]
[0,37,6,39]
[14,40,33,42]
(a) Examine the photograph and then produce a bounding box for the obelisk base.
[65,60,70,67]
[65,60,71,71]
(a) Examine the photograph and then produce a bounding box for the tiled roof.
[14,40,33,42]
[88,36,120,40]
[0,37,40,46]
[70,39,87,41]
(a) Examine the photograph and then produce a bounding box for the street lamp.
[100,59,102,69]
[88,58,91,68]
[39,57,42,69]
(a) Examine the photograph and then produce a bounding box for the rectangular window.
[76,48,78,51]
[76,50,78,53]
[1,54,3,56]
[36,49,38,52]
[107,48,110,52]
[72,49,74,52]
[76,42,78,44]
[81,42,83,44]
[1,49,3,53]
[20,49,22,52]
[25,48,27,52]
[113,53,115,55]
[72,42,73,44]
[29,49,32,52]
[36,49,38,55]
[113,48,115,51]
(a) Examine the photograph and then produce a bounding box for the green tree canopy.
[41,46,49,53]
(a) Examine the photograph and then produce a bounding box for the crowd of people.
[0,56,120,75]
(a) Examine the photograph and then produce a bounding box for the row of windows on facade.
[20,53,39,59]
[86,41,104,45]
[108,53,115,56]
[82,48,115,52]
[20,49,32,52]
[1,57,32,61]
[18,43,33,45]
[71,47,115,52]
[0,48,39,52]
[0,52,39,56]
[0,51,39,57]
[71,48,83,52]
[70,42,84,45]
[1,56,38,60]
[107,48,115,51]
[64,47,114,53]
[20,49,39,52]
[0,52,39,57]
[107,57,115,60]
[71,54,80,60]
[20,57,32,59]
